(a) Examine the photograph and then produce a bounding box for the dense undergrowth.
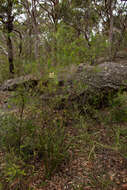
[0,78,127,190]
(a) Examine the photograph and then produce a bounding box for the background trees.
[0,0,126,76]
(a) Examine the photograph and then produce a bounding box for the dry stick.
[18,92,25,154]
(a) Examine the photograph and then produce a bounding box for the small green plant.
[88,172,114,190]
[0,152,30,190]
[113,126,127,158]
[109,93,127,123]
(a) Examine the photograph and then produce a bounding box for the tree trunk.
[6,0,14,74]
[33,24,40,60]
[7,33,14,73]
[32,0,40,60]
[109,0,114,60]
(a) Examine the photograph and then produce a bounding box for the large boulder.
[64,62,127,107]
[0,62,127,106]
[0,74,39,91]
[68,62,127,95]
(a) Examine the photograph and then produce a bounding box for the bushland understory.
[0,61,127,190]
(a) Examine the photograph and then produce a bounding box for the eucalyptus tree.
[36,0,99,65]
[93,0,127,58]
[61,0,99,44]
[21,0,42,60]
[0,0,15,73]
[0,0,24,74]
[36,0,65,65]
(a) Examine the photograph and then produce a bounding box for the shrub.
[0,87,72,185]
[0,152,30,190]
[109,93,127,123]
[36,121,71,179]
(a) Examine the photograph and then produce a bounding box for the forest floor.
[30,120,127,190]
[0,90,127,190]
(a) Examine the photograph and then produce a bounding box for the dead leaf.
[121,184,127,190]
